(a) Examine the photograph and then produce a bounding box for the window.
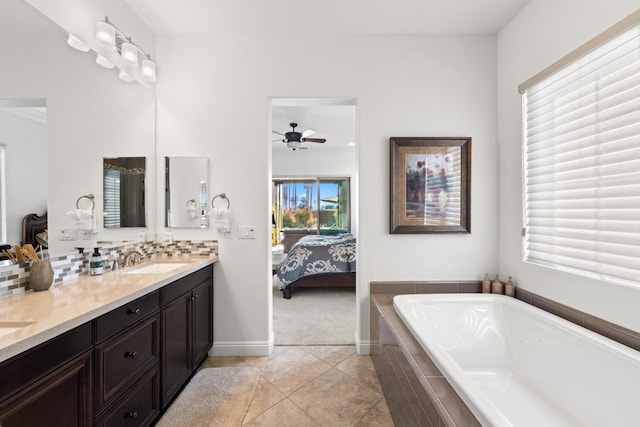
[520,16,640,286]
[273,178,350,235]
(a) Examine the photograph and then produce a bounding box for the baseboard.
[210,334,275,356]
[355,333,371,355]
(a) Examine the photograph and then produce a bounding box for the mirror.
[0,0,156,262]
[0,101,47,247]
[165,157,209,228]
[103,157,147,228]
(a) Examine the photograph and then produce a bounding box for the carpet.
[156,367,261,427]
[273,280,356,345]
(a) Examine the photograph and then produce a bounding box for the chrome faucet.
[124,250,144,267]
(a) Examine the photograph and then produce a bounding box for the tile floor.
[200,345,394,426]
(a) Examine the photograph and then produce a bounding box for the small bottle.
[482,273,491,293]
[491,275,503,294]
[90,247,103,276]
[505,276,515,297]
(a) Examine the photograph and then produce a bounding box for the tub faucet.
[124,250,143,267]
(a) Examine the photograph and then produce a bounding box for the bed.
[275,233,356,299]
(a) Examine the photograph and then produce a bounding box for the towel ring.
[186,199,196,208]
[211,193,231,209]
[76,194,95,212]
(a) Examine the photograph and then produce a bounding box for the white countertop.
[0,255,217,363]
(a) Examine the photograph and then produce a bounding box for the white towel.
[186,205,197,219]
[208,208,230,232]
[67,209,94,230]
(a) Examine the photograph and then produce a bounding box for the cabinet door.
[0,351,92,427]
[161,293,191,407]
[192,280,213,369]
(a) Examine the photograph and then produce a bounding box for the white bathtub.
[393,294,640,427]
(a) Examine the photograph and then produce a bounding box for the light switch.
[59,228,77,241]
[238,226,256,239]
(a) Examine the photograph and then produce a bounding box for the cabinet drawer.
[160,265,212,306]
[95,314,159,413]
[94,365,160,427]
[95,291,159,343]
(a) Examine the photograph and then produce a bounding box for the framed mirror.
[103,157,147,228]
[165,156,209,228]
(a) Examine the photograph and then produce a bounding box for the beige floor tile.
[336,353,383,394]
[354,398,395,427]
[302,345,356,366]
[290,368,383,426]
[243,399,319,427]
[199,356,251,369]
[243,377,286,424]
[244,346,331,395]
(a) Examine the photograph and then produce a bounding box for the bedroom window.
[273,177,350,235]
[520,13,640,287]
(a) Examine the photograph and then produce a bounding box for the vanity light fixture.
[94,16,157,83]
[66,34,90,52]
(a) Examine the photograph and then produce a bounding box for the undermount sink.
[0,321,36,338]
[116,262,188,275]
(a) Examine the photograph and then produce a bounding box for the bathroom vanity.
[0,257,215,426]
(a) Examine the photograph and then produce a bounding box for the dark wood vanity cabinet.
[0,263,214,427]
[160,265,214,407]
[0,324,93,427]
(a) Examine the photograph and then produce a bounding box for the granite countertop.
[0,255,217,363]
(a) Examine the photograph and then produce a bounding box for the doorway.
[269,97,358,346]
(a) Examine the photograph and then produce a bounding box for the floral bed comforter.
[275,233,356,289]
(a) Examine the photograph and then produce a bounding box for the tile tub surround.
[0,240,219,297]
[370,280,640,353]
[370,280,640,426]
[371,293,481,426]
[0,255,217,363]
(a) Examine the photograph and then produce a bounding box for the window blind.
[103,170,120,228]
[522,21,640,286]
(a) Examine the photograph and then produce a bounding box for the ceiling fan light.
[121,42,139,64]
[287,141,301,150]
[140,58,156,81]
[95,54,114,69]
[67,33,90,52]
[96,21,116,49]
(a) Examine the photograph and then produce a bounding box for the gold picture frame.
[390,137,471,234]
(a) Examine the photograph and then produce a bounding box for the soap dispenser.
[90,247,103,276]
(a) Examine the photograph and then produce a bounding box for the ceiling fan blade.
[272,139,284,142]
[272,130,286,136]
[302,138,326,143]
[301,128,316,138]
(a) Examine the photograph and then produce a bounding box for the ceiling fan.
[272,122,326,150]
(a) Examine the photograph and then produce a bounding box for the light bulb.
[96,21,116,49]
[140,58,156,81]
[120,42,138,64]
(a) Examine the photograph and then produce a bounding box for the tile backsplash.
[0,240,218,298]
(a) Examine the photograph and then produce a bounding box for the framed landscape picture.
[390,137,471,234]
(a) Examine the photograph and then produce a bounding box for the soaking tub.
[393,294,640,427]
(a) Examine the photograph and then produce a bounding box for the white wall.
[497,0,640,332]
[157,33,499,354]
[0,0,156,254]
[0,110,47,245]
[272,148,356,178]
